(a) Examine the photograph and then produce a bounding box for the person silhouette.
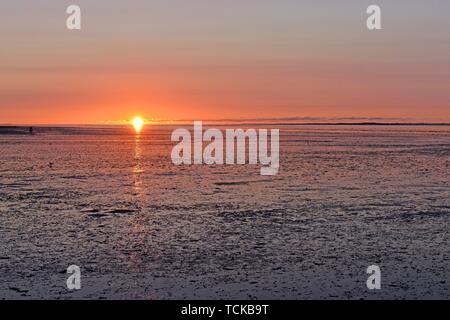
[29,127,33,134]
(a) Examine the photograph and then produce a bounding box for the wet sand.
[0,125,449,299]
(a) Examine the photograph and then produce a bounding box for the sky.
[1,0,449,124]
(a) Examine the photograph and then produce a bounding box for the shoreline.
[2,122,450,129]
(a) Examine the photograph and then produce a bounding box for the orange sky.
[1,1,450,124]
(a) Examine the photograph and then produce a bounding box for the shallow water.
[0,124,449,299]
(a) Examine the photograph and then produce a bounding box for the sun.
[132,117,144,133]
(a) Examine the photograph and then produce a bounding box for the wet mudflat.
[0,125,449,299]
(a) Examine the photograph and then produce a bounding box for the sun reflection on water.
[133,134,144,197]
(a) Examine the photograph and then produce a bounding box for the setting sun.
[132,117,144,133]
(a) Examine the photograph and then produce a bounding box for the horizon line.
[2,122,450,127]
[2,116,450,126]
